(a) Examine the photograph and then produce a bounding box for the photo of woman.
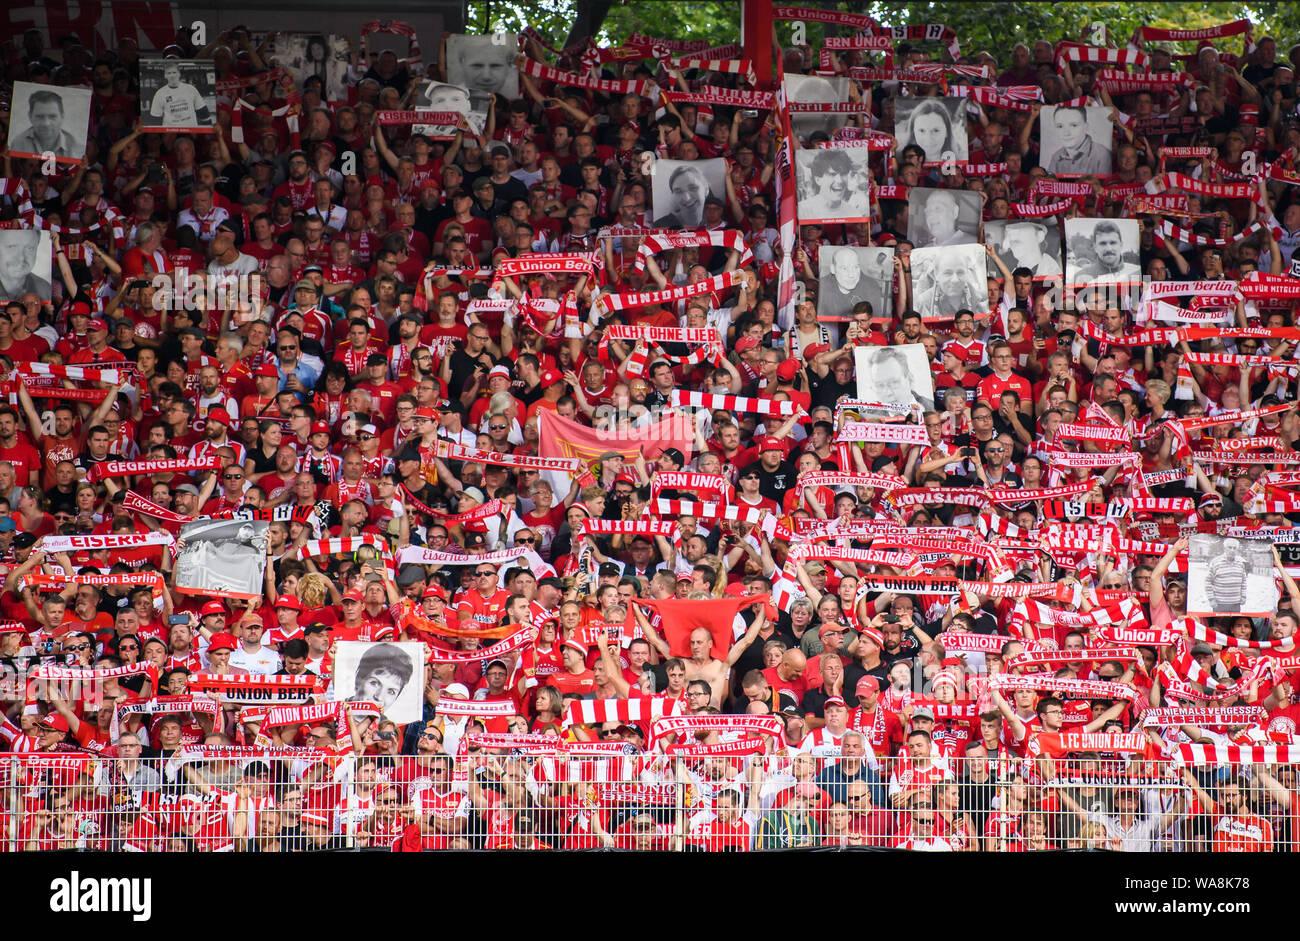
[894,97,968,166]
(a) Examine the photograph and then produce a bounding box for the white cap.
[444,683,470,699]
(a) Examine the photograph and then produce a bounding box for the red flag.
[538,409,694,465]
[629,595,769,659]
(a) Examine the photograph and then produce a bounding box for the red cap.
[735,336,760,353]
[818,622,845,638]
[68,302,92,318]
[341,589,364,603]
[420,179,440,192]
[200,601,226,617]
[613,472,637,485]
[676,572,693,583]
[859,626,884,648]
[256,362,279,378]
[776,360,799,382]
[758,436,784,452]
[824,696,847,709]
[804,342,830,359]
[207,407,231,427]
[562,639,588,657]
[310,421,331,436]
[856,676,880,695]
[206,632,238,653]
[422,584,446,601]
[274,595,302,611]
[39,713,70,733]
[88,317,109,332]
[540,368,562,386]
[414,407,437,420]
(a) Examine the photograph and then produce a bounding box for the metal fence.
[2,752,1295,851]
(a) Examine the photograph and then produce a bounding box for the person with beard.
[1073,221,1140,283]
[913,251,984,320]
[818,247,889,317]
[273,150,315,211]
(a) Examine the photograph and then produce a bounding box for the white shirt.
[229,643,282,675]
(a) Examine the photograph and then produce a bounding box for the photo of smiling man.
[796,146,872,224]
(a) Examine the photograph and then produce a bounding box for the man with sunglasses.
[273,325,320,402]
[456,563,511,629]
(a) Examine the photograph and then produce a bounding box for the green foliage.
[465,1,1293,66]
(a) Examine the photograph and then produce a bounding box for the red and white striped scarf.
[434,698,517,718]
[578,518,681,545]
[1010,198,1076,218]
[518,56,658,96]
[594,273,744,319]
[361,20,423,74]
[989,672,1141,702]
[1139,19,1251,41]
[436,439,584,474]
[16,361,125,383]
[649,713,785,749]
[293,535,392,560]
[86,455,222,483]
[1096,69,1193,94]
[651,498,784,539]
[120,490,194,524]
[41,532,173,552]
[599,324,724,376]
[670,57,758,85]
[428,498,504,524]
[426,628,532,664]
[563,696,680,728]
[1171,742,1297,766]
[633,229,753,273]
[229,98,301,150]
[669,390,796,416]
[662,88,776,108]
[798,471,907,492]
[495,251,601,280]
[1055,43,1147,69]
[1156,218,1265,248]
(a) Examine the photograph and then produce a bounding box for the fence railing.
[2,752,1295,851]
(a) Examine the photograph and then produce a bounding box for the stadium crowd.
[1,12,1300,852]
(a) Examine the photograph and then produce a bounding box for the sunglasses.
[223,474,244,480]
[476,571,496,577]
[65,643,91,652]
[515,537,536,545]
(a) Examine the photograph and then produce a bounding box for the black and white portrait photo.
[6,82,91,163]
[894,97,969,166]
[784,74,854,140]
[651,157,726,228]
[174,518,269,600]
[909,243,987,321]
[0,230,52,302]
[139,59,217,132]
[817,246,893,319]
[1065,217,1142,286]
[1187,534,1278,618]
[854,343,936,411]
[1039,105,1113,177]
[795,146,872,224]
[985,219,1063,279]
[446,34,520,114]
[274,33,353,101]
[333,641,424,722]
[907,187,982,248]
[414,80,482,139]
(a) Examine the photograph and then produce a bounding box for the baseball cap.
[174,483,200,496]
[824,695,847,709]
[776,360,799,381]
[488,364,512,380]
[88,317,109,332]
[444,683,470,699]
[817,623,845,638]
[422,584,446,601]
[758,436,783,452]
[540,368,562,386]
[855,676,880,696]
[206,632,238,653]
[294,279,318,294]
[310,421,330,436]
[1199,492,1222,506]
[341,589,364,604]
[38,713,70,733]
[0,518,14,533]
[735,336,760,353]
[562,639,588,656]
[1190,642,1215,657]
[274,595,302,611]
[255,362,279,378]
[461,487,486,504]
[200,601,226,617]
[396,565,426,587]
[206,407,231,427]
[912,705,935,721]
[738,466,760,480]
[413,407,437,421]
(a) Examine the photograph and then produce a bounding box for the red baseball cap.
[859,626,884,648]
[776,360,799,382]
[413,407,437,421]
[200,601,226,617]
[804,342,830,359]
[88,317,109,332]
[39,713,70,733]
[541,368,562,386]
[310,421,331,436]
[824,696,847,709]
[256,362,279,378]
[341,589,364,603]
[206,632,238,653]
[274,595,302,611]
[735,336,760,353]
[207,407,231,427]
[422,584,446,601]
[758,436,784,452]
[818,622,845,638]
[856,676,880,695]
[68,302,92,318]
